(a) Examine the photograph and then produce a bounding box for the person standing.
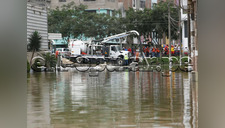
[177,45,180,56]
[152,47,155,57]
[184,47,188,56]
[128,47,132,53]
[131,46,134,56]
[171,45,175,56]
[164,45,169,56]
[55,50,59,58]
[150,46,152,57]
[124,53,129,65]
[146,46,150,57]
[156,47,160,57]
[135,49,139,62]
[174,45,178,56]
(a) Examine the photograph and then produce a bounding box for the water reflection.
[27,71,198,128]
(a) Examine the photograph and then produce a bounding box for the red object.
[156,48,160,53]
[143,47,146,53]
[55,51,59,58]
[146,47,150,52]
[81,52,87,55]
[152,48,155,52]
[164,46,168,52]
[128,48,132,52]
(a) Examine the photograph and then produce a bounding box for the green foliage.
[48,1,179,41]
[123,1,179,41]
[48,2,123,39]
[124,8,153,37]
[28,31,42,52]
[181,57,189,63]
[27,60,30,73]
[38,52,57,70]
[28,31,42,66]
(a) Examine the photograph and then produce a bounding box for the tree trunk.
[30,49,35,67]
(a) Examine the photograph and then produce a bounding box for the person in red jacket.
[152,47,155,57]
[164,45,169,56]
[55,50,59,58]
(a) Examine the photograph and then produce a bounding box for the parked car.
[56,48,70,58]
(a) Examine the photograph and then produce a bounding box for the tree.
[48,2,124,40]
[47,1,179,44]
[48,2,88,38]
[38,52,57,71]
[151,1,179,40]
[28,31,42,66]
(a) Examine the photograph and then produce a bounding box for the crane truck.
[68,30,142,65]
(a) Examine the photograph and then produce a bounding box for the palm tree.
[28,31,42,66]
[38,52,57,71]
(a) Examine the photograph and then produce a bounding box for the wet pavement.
[27,70,198,128]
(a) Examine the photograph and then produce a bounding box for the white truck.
[68,30,140,65]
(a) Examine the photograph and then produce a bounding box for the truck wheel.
[117,58,123,66]
[76,57,83,64]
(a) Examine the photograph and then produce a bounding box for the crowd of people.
[123,44,187,58]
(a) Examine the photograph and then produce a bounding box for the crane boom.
[101,30,139,43]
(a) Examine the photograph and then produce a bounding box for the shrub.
[27,60,30,73]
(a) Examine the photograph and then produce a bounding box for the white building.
[27,3,48,50]
[180,0,188,50]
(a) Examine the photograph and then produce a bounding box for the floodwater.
[27,70,198,128]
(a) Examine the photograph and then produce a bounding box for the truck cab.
[103,45,131,65]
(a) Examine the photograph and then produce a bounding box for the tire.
[76,57,83,64]
[117,58,123,66]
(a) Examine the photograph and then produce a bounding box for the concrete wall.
[27,4,48,50]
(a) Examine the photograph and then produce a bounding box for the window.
[184,21,188,38]
[133,0,136,7]
[85,10,96,13]
[111,46,116,51]
[59,0,66,2]
[140,1,145,8]
[107,10,110,15]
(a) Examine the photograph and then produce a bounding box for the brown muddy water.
[27,70,198,128]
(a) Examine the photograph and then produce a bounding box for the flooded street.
[27,71,198,128]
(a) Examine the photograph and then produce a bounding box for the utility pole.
[178,0,182,67]
[187,0,192,71]
[190,1,196,71]
[168,2,172,74]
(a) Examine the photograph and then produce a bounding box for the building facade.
[180,0,188,49]
[27,0,51,8]
[27,3,48,50]
[50,0,119,10]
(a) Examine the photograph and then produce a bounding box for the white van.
[56,48,70,58]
